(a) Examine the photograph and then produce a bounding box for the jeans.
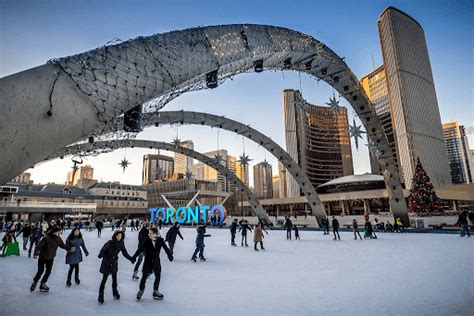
[67,263,80,282]
[333,227,340,240]
[460,224,471,237]
[33,258,54,283]
[192,246,204,259]
[231,232,236,245]
[354,230,362,240]
[286,229,292,239]
[23,236,29,250]
[168,241,175,255]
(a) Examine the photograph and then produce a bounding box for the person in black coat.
[321,217,329,235]
[95,220,104,238]
[331,216,340,240]
[133,227,173,300]
[132,222,150,280]
[18,223,33,250]
[28,223,42,258]
[238,220,252,247]
[191,224,211,262]
[97,230,134,304]
[353,219,362,240]
[284,216,293,240]
[165,222,184,255]
[230,218,238,246]
[293,225,300,240]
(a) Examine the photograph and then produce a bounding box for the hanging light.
[254,59,264,73]
[206,70,218,89]
[88,136,94,144]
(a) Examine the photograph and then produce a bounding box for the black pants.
[324,225,330,234]
[286,229,292,239]
[139,265,161,291]
[33,258,54,283]
[241,234,248,245]
[134,252,144,272]
[67,263,80,282]
[333,227,340,240]
[28,238,38,256]
[168,241,175,255]
[354,231,362,240]
[97,228,102,237]
[254,241,264,250]
[192,246,204,258]
[99,272,118,293]
[231,232,236,245]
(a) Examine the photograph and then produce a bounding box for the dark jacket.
[98,231,133,274]
[31,226,42,240]
[284,218,293,230]
[20,225,32,238]
[352,221,359,230]
[332,218,340,228]
[195,226,211,248]
[165,226,183,243]
[230,222,238,234]
[34,234,71,260]
[238,222,252,235]
[133,237,172,273]
[137,227,148,247]
[95,221,104,230]
[66,237,89,265]
[456,213,468,225]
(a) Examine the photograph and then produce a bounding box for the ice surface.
[0,228,472,316]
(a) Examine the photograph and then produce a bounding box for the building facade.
[142,154,174,184]
[173,140,194,176]
[443,121,473,184]
[11,172,31,184]
[193,149,237,193]
[283,89,353,197]
[66,165,94,186]
[253,160,273,199]
[377,7,451,189]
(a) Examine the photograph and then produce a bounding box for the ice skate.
[39,283,49,293]
[136,290,144,300]
[153,290,164,300]
[30,281,37,292]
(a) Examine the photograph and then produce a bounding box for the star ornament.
[214,154,224,165]
[238,154,252,166]
[366,139,381,159]
[326,94,342,115]
[119,158,131,173]
[185,170,193,179]
[261,159,270,168]
[349,119,366,150]
[172,137,181,147]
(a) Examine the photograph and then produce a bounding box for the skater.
[95,220,104,238]
[455,210,471,237]
[31,226,73,293]
[284,216,293,240]
[364,220,377,239]
[133,222,149,280]
[133,227,173,301]
[230,218,238,246]
[165,222,184,255]
[28,223,43,258]
[130,220,135,231]
[18,223,33,251]
[293,225,300,240]
[321,217,328,235]
[352,219,362,240]
[191,223,211,262]
[97,230,134,303]
[253,224,265,251]
[157,218,163,230]
[238,219,252,247]
[1,230,17,255]
[324,217,330,235]
[65,228,89,287]
[331,216,340,240]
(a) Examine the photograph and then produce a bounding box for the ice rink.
[0,227,472,315]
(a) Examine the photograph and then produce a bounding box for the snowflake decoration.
[185,170,193,180]
[172,137,181,147]
[119,158,131,173]
[238,154,252,166]
[349,119,366,150]
[326,93,341,115]
[214,154,224,165]
[366,139,381,159]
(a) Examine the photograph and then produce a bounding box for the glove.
[33,255,38,259]
[70,247,76,253]
[168,255,173,262]
[85,252,89,257]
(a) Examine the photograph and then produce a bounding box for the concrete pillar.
[340,201,346,216]
[452,200,458,212]
[363,199,371,214]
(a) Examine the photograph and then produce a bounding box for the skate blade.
[153,296,164,300]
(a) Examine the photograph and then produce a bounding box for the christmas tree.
[407,157,442,215]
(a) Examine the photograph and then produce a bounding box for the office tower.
[253,160,273,199]
[443,121,473,184]
[142,154,174,184]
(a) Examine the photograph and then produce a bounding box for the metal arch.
[46,139,272,224]
[141,111,327,224]
[0,24,408,225]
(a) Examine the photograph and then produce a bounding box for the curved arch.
[46,139,271,224]
[0,24,408,224]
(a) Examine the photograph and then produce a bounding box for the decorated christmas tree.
[407,157,443,214]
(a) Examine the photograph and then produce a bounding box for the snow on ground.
[0,227,473,316]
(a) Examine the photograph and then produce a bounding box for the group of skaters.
[229,218,269,251]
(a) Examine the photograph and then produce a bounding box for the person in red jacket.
[30,226,73,293]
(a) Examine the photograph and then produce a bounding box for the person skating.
[95,220,104,237]
[352,219,362,240]
[130,220,135,231]
[1,230,17,255]
[321,217,328,235]
[18,223,33,251]
[455,210,471,237]
[191,223,211,262]
[97,230,134,304]
[28,223,43,258]
[253,224,265,251]
[293,225,300,240]
[284,216,293,240]
[65,228,89,287]
[165,222,183,255]
[238,220,252,247]
[230,218,238,246]
[133,227,173,301]
[132,222,149,280]
[331,216,340,240]
[30,226,73,293]
[364,220,377,239]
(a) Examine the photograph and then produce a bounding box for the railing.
[0,201,97,211]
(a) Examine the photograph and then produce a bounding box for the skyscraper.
[283,89,353,197]
[235,162,250,187]
[67,165,94,186]
[253,160,273,199]
[442,121,473,184]
[377,7,451,189]
[278,162,288,198]
[173,140,194,176]
[192,149,237,192]
[142,154,174,184]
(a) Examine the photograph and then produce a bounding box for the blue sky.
[1,0,472,186]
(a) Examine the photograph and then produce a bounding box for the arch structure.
[46,139,271,224]
[0,24,408,224]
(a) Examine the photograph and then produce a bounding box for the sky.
[1,0,472,186]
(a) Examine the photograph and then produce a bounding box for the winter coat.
[95,221,104,230]
[137,227,148,247]
[238,223,252,236]
[456,213,468,225]
[98,231,133,274]
[352,221,359,231]
[30,227,42,240]
[332,218,340,228]
[165,226,183,243]
[284,218,293,230]
[253,226,264,242]
[34,234,71,260]
[132,237,172,273]
[20,225,32,238]
[195,226,210,248]
[365,221,373,234]
[65,237,89,265]
[230,222,238,234]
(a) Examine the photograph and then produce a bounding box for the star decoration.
[326,94,342,115]
[185,170,193,180]
[119,158,131,173]
[366,139,381,159]
[214,154,224,165]
[261,159,270,168]
[172,137,181,147]
[349,119,366,150]
[238,154,252,166]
